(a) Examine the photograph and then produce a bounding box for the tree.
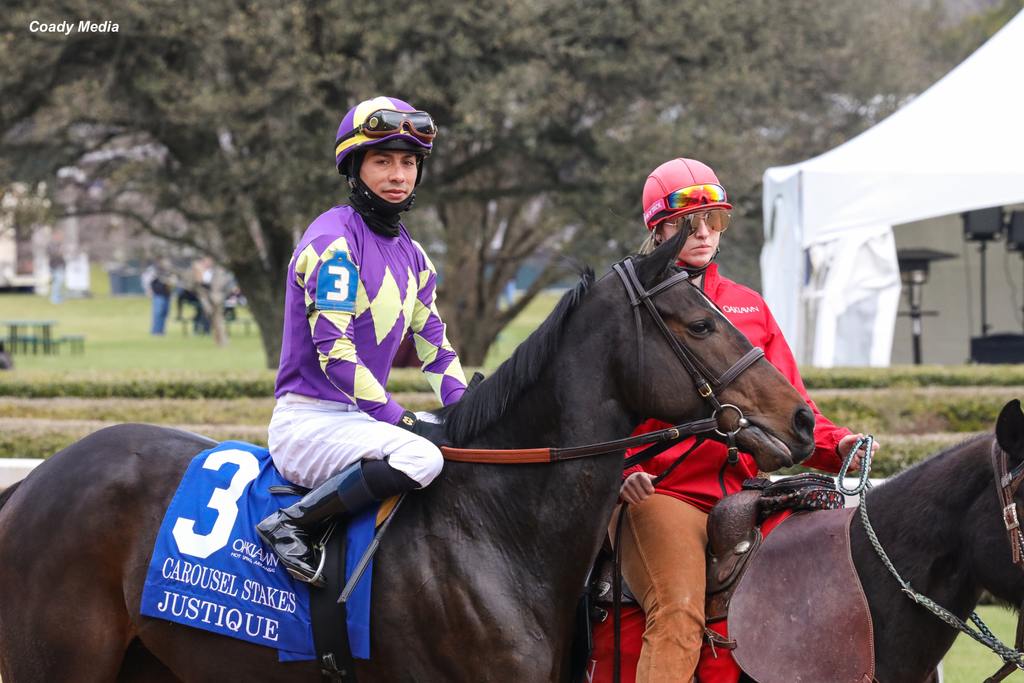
[1,0,998,366]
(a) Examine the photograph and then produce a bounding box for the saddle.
[728,507,875,683]
[592,474,846,624]
[705,474,844,624]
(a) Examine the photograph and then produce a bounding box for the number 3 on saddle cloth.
[589,475,873,683]
[139,441,389,664]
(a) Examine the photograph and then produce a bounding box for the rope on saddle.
[847,436,1024,676]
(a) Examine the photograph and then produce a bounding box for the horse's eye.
[688,319,713,336]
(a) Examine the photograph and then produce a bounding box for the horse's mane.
[440,266,596,444]
[871,432,992,492]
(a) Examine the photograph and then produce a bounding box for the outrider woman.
[611,157,879,682]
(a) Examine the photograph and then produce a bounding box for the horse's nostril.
[793,406,815,442]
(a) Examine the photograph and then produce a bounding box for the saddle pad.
[140,441,316,661]
[729,508,875,683]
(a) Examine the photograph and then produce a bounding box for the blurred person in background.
[48,244,65,305]
[142,260,172,335]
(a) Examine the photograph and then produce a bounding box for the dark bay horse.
[850,399,1024,682]
[0,232,815,682]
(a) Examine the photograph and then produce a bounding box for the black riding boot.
[256,462,377,587]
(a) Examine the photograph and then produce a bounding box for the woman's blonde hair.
[638,215,683,256]
[637,232,659,256]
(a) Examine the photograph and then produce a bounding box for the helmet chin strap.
[679,247,720,281]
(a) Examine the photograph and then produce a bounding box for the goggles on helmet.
[666,184,726,210]
[665,209,731,234]
[338,109,437,145]
[644,183,729,227]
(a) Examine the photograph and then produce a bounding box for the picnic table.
[0,319,59,355]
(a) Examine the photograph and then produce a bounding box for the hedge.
[0,394,440,425]
[0,368,443,399]
[814,387,1022,435]
[802,432,984,478]
[801,365,1024,389]
[2,388,1016,435]
[0,420,269,460]
[1,422,978,474]
[3,364,1024,398]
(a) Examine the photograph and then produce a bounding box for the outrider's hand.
[837,433,881,472]
[620,472,657,505]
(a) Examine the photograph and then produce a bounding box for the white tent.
[760,10,1024,367]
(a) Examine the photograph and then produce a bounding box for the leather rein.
[441,256,764,466]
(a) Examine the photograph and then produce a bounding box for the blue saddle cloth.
[140,441,378,661]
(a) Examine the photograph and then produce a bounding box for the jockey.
[610,157,880,682]
[257,96,468,586]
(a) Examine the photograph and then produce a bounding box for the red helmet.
[642,158,733,230]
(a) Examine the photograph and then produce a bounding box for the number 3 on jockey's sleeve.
[315,250,359,313]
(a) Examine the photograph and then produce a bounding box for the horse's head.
[970,399,1024,606]
[587,230,814,471]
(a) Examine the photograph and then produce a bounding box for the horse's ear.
[634,228,686,287]
[996,399,1024,459]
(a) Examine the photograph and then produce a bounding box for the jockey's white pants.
[267,392,443,489]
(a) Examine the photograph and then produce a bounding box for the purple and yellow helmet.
[334,96,436,177]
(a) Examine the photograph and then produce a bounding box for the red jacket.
[623,262,850,513]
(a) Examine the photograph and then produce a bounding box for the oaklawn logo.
[722,304,760,314]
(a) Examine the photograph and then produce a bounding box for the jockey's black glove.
[397,410,450,447]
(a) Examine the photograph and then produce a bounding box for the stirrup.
[284,522,335,588]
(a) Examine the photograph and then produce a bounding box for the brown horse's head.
[612,230,815,471]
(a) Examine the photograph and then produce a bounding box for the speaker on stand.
[962,207,1004,339]
[1007,211,1024,335]
[965,207,1024,363]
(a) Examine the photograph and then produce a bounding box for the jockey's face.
[360,149,418,204]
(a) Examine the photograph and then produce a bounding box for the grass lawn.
[483,291,562,368]
[944,604,1023,681]
[1,287,562,373]
[0,291,269,372]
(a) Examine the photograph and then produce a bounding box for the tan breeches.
[612,494,708,683]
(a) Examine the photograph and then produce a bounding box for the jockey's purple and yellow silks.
[275,205,466,425]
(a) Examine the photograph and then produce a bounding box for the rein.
[441,418,716,464]
[847,437,1024,681]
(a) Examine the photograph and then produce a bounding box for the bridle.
[987,441,1024,682]
[442,256,765,466]
[612,257,764,462]
[993,442,1024,567]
